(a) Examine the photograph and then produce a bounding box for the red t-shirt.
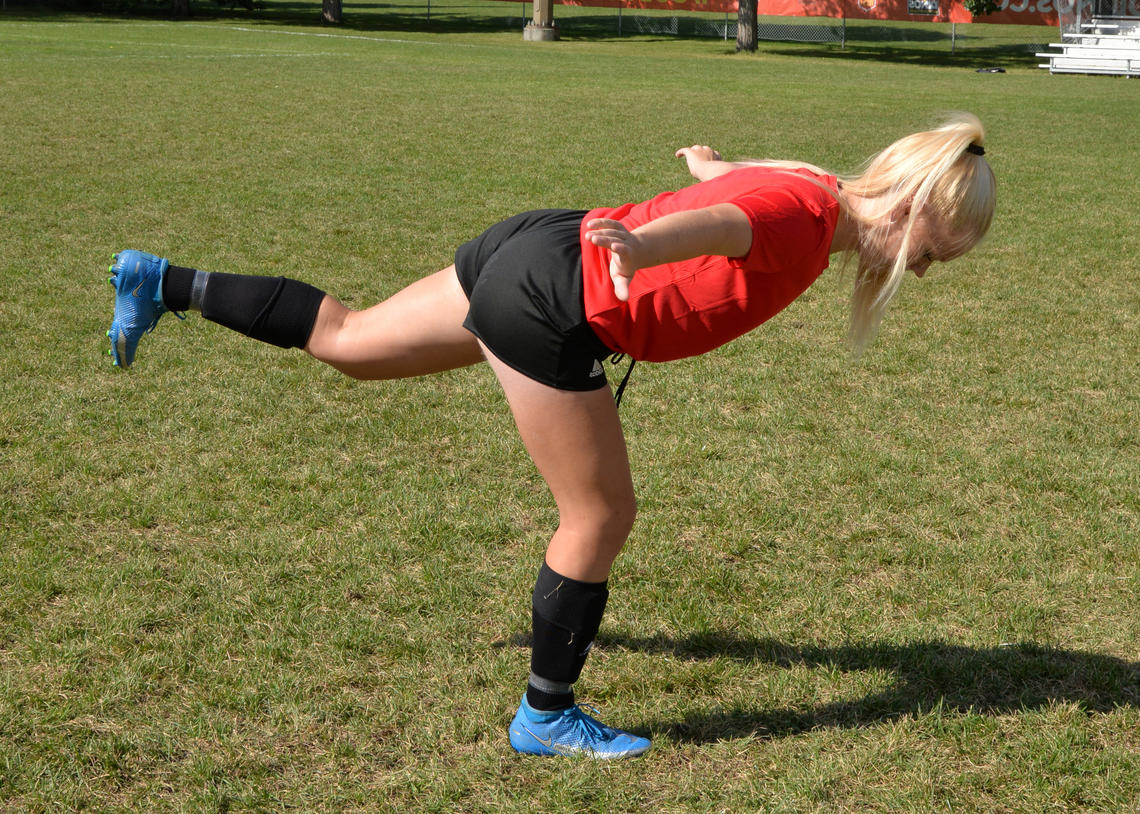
[580,166,840,362]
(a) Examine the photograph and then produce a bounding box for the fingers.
[585,220,636,302]
[610,270,631,302]
[675,145,721,161]
[596,238,634,302]
[586,232,626,250]
[609,252,633,302]
[585,219,630,250]
[585,217,624,233]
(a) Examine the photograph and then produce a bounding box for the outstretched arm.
[676,144,757,183]
[585,204,752,302]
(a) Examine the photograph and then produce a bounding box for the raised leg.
[304,265,484,380]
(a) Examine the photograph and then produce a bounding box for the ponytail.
[843,113,996,353]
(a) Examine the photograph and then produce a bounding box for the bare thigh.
[305,266,635,580]
[304,265,483,380]
[481,343,636,583]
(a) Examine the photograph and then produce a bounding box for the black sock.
[161,265,197,312]
[527,562,609,712]
[526,680,575,712]
[160,266,326,350]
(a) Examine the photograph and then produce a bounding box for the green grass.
[2,4,1139,811]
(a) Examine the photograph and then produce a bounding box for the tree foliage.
[962,0,1002,16]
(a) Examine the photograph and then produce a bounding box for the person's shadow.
[595,632,1140,744]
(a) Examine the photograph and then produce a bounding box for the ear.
[891,198,914,221]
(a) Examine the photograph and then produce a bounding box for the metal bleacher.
[1038,15,1140,76]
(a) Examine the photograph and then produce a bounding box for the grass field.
[2,3,1139,811]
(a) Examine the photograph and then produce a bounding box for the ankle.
[161,265,198,312]
[526,676,574,712]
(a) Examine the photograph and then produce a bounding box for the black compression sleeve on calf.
[530,562,609,690]
[199,273,326,349]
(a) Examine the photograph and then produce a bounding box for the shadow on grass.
[763,42,1046,69]
[598,633,1140,744]
[1,1,529,34]
[4,3,1048,68]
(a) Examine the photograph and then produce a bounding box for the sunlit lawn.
[1,5,1137,811]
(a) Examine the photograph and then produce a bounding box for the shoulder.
[725,170,840,272]
[717,165,837,200]
[713,168,838,230]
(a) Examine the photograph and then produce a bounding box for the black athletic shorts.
[455,209,615,391]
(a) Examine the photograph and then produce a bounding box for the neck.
[830,187,862,255]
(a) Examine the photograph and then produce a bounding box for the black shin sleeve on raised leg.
[198,273,326,349]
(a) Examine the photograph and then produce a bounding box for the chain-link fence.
[1058,0,1140,34]
[551,10,845,41]
[545,8,1052,56]
[563,13,846,43]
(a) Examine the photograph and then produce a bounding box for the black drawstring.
[610,353,637,409]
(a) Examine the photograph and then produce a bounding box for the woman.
[105,113,995,759]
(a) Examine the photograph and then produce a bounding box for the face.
[876,207,964,279]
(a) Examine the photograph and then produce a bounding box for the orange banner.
[554,0,1063,25]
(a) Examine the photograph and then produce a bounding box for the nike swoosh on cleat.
[522,726,582,755]
[129,259,144,295]
[522,726,555,749]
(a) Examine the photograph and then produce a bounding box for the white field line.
[1,19,480,55]
[0,33,339,59]
[44,52,341,59]
[189,22,478,48]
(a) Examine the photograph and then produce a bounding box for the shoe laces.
[568,704,613,741]
[147,310,186,333]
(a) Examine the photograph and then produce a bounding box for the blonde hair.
[743,114,995,353]
[843,113,996,353]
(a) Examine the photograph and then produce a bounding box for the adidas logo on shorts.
[589,359,605,377]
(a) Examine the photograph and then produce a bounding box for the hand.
[675,144,722,178]
[585,218,642,302]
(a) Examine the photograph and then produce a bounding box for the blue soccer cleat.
[509,696,651,759]
[106,250,179,368]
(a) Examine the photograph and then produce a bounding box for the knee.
[547,493,636,581]
[574,493,637,544]
[306,307,380,380]
[611,494,637,540]
[305,300,353,363]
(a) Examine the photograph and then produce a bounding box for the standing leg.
[481,346,650,758]
[484,350,635,584]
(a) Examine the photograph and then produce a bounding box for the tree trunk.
[322,0,343,24]
[736,0,757,52]
[170,0,190,18]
